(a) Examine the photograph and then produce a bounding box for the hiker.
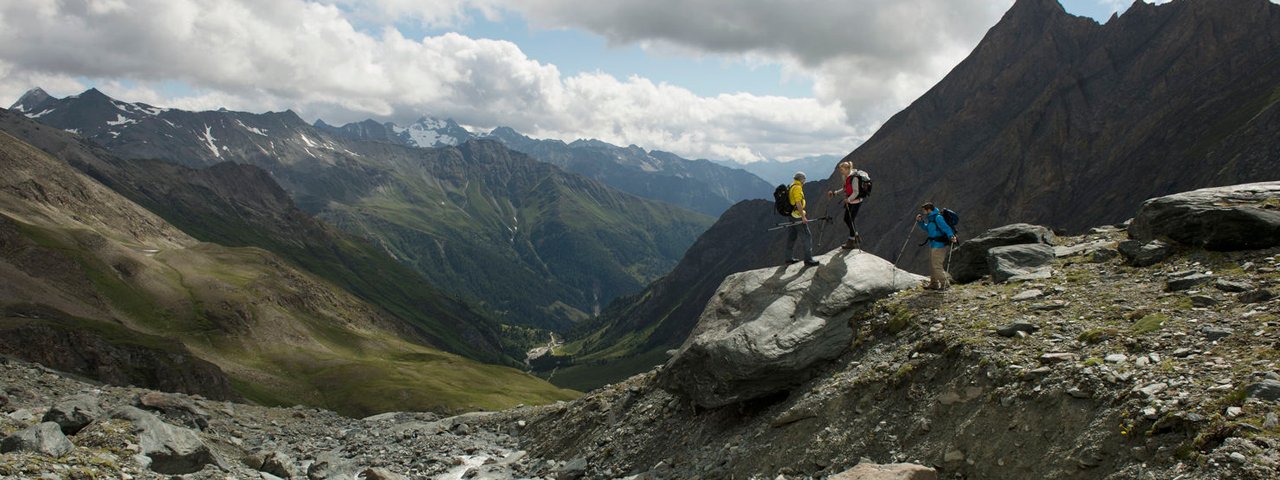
[827,161,867,250]
[784,172,820,266]
[916,202,956,290]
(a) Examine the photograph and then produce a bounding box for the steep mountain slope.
[0,108,509,363]
[316,117,772,216]
[11,91,713,329]
[549,0,1280,390]
[0,124,577,415]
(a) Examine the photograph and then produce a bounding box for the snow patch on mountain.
[202,125,221,158]
[236,120,269,136]
[25,109,55,119]
[106,114,136,126]
[299,133,318,148]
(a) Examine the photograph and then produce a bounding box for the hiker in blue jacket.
[916,202,956,290]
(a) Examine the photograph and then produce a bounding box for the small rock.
[1200,326,1233,341]
[1166,273,1212,292]
[1230,452,1248,463]
[1012,289,1044,302]
[1245,380,1280,401]
[360,468,408,480]
[1137,383,1168,397]
[1104,354,1127,363]
[557,457,589,480]
[828,462,939,480]
[943,447,965,463]
[7,408,35,423]
[1142,407,1159,420]
[1118,240,1172,267]
[42,394,103,435]
[308,451,360,480]
[261,451,298,479]
[1226,407,1243,418]
[996,322,1039,337]
[1039,353,1077,364]
[1240,289,1276,304]
[1263,413,1278,430]
[1214,279,1254,293]
[0,422,74,457]
[1189,295,1218,307]
[1067,388,1091,399]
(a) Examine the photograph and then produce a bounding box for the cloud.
[490,0,1015,139]
[0,0,857,162]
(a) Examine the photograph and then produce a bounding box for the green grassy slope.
[0,129,578,415]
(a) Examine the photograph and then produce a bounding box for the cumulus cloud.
[0,0,860,161]
[492,0,1014,139]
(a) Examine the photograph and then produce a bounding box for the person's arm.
[936,212,956,241]
[791,185,808,222]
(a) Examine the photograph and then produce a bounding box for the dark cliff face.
[830,0,1280,266]
[562,0,1280,389]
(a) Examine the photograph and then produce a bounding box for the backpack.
[853,170,872,199]
[939,208,959,233]
[773,185,794,217]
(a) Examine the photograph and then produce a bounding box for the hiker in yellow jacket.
[784,172,820,266]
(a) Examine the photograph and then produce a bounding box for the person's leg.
[843,203,855,238]
[785,223,799,261]
[846,203,862,249]
[930,247,947,288]
[800,224,815,262]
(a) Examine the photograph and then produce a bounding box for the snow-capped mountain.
[314,116,473,148]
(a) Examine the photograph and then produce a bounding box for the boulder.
[1246,380,1280,402]
[42,394,104,435]
[1166,273,1212,292]
[829,462,938,480]
[658,251,923,408]
[950,224,1055,283]
[987,244,1055,283]
[307,450,361,480]
[110,406,217,475]
[1128,182,1280,251]
[1117,240,1172,267]
[0,422,74,457]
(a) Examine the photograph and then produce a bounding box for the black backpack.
[853,170,872,199]
[939,208,959,233]
[773,185,794,217]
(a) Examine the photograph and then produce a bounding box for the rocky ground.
[3,185,1279,479]
[3,225,1276,480]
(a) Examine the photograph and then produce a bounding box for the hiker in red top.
[827,161,869,250]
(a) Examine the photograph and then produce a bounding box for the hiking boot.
[841,239,857,250]
[786,258,801,265]
[804,260,821,267]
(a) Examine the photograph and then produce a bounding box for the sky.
[0,0,1189,163]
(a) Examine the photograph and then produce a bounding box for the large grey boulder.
[950,224,1055,283]
[658,251,923,408]
[43,394,104,434]
[988,244,1055,283]
[110,406,218,475]
[0,422,74,457]
[1129,182,1280,251]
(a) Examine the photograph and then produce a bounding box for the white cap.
[793,171,806,180]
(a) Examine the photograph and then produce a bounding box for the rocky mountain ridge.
[553,0,1280,390]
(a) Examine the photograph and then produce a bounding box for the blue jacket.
[917,208,955,248]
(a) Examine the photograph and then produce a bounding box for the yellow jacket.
[789,180,805,219]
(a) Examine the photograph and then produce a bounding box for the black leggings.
[843,202,862,238]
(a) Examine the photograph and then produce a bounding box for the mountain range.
[11,89,714,330]
[315,117,773,217]
[541,0,1280,390]
[0,110,577,415]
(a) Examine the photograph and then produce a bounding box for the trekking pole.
[891,217,917,286]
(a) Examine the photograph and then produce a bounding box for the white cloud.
[0,0,857,162]
[488,0,1015,144]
